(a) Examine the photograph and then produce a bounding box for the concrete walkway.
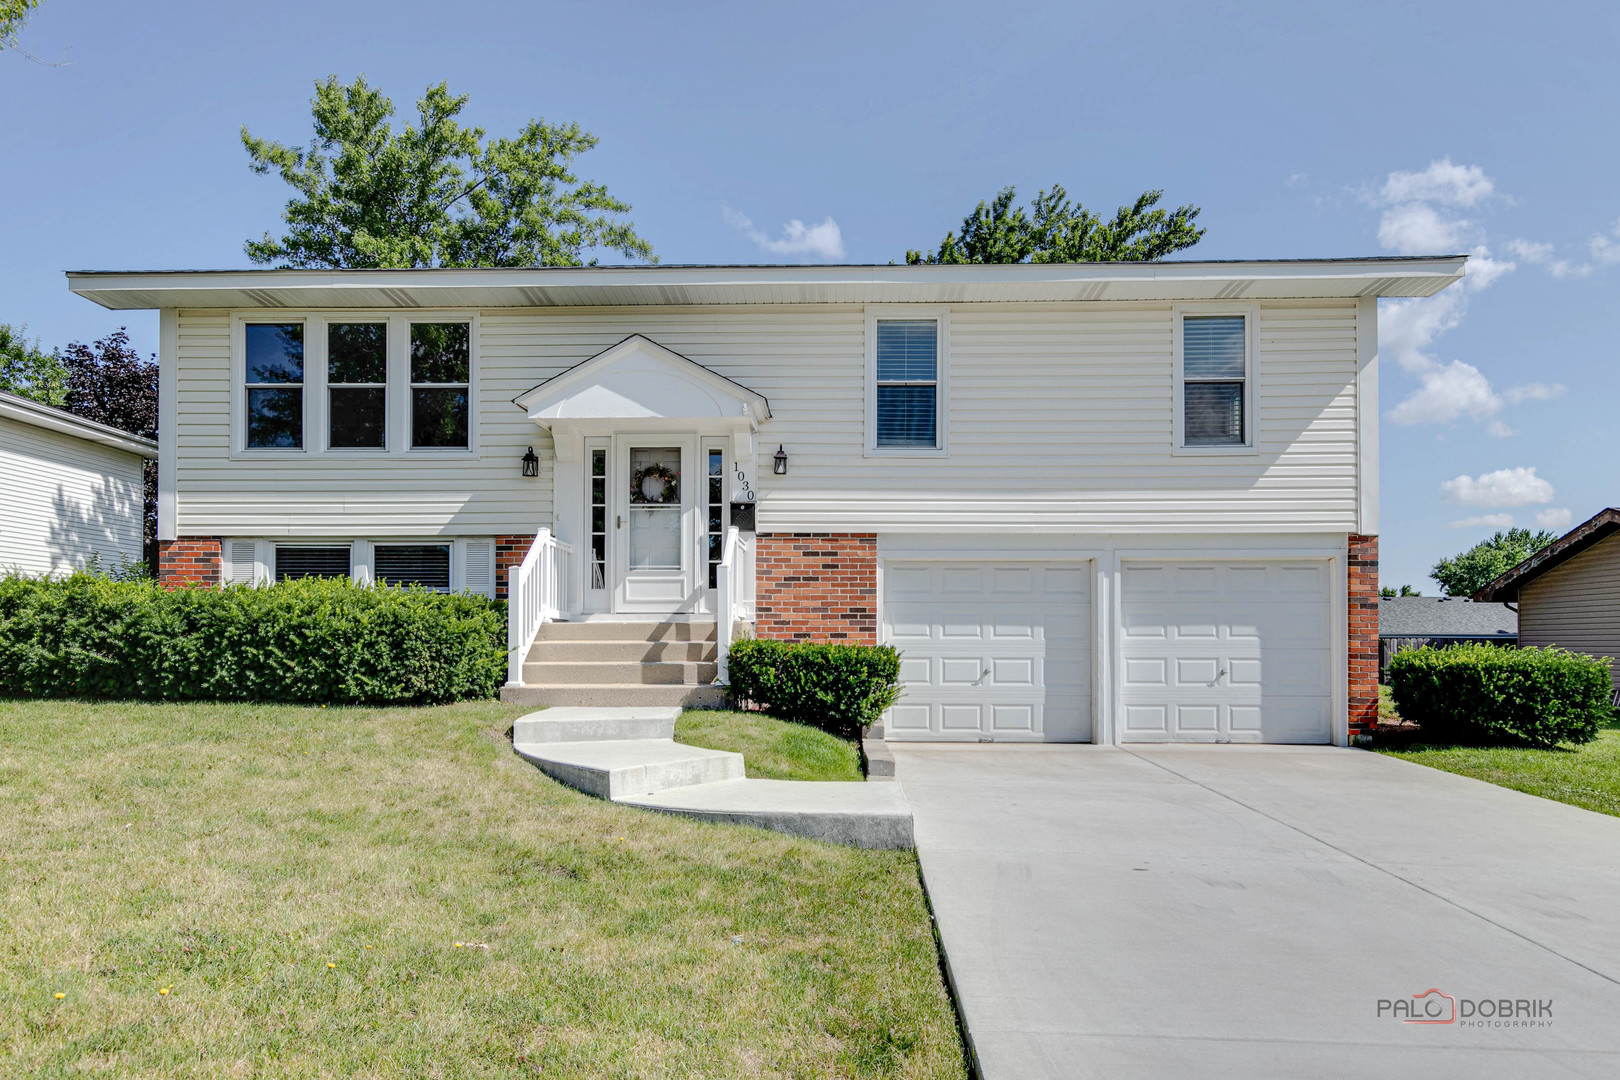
[512,707,912,848]
[894,744,1620,1079]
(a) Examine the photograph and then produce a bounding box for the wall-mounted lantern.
[773,444,789,475]
[521,446,540,477]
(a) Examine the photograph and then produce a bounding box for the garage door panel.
[1120,559,1332,744]
[883,561,1091,742]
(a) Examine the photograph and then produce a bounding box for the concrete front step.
[537,620,718,642]
[500,683,729,708]
[513,738,745,799]
[525,639,715,663]
[522,660,719,686]
[512,707,679,744]
[621,778,915,849]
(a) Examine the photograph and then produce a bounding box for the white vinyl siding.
[0,415,147,576]
[172,300,1362,536]
[1518,533,1620,690]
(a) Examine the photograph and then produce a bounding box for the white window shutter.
[225,540,258,585]
[459,539,495,598]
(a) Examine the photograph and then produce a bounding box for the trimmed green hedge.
[1388,643,1613,748]
[726,638,902,738]
[0,574,505,705]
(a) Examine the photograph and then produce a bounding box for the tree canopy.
[906,185,1204,265]
[1380,584,1423,598]
[0,0,41,50]
[1,323,66,405]
[1431,528,1557,597]
[242,76,655,269]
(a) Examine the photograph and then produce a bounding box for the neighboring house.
[69,257,1465,745]
[1476,507,1620,690]
[0,390,156,576]
[1378,596,1517,680]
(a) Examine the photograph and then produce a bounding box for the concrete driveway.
[893,744,1620,1079]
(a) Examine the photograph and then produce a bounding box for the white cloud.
[1388,359,1504,426]
[724,208,846,260]
[1380,158,1496,207]
[1534,508,1574,532]
[1441,466,1555,508]
[1379,291,1466,373]
[1377,202,1473,255]
[1507,237,1591,278]
[1502,382,1566,404]
[1590,220,1620,266]
[1486,419,1517,438]
[1508,239,1554,263]
[1449,513,1515,530]
[1463,245,1514,291]
[1286,172,1308,188]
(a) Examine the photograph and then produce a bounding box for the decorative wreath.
[631,463,680,504]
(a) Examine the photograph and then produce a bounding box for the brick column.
[495,534,533,602]
[754,533,877,643]
[157,538,222,588]
[1348,534,1379,739]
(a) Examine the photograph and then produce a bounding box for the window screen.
[410,323,470,448]
[245,323,304,448]
[875,320,938,448]
[1182,316,1247,447]
[374,544,452,590]
[275,546,351,581]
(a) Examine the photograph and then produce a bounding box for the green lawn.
[1379,724,1620,818]
[676,709,864,782]
[0,699,964,1078]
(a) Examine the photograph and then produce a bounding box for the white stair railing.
[715,526,751,683]
[506,528,574,688]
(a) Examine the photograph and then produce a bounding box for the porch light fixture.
[521,446,540,477]
[773,444,789,475]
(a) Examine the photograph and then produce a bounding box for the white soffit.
[67,257,1467,310]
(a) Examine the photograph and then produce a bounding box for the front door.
[613,438,699,612]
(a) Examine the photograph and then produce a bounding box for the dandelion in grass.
[53,992,64,1000]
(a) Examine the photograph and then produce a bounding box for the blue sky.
[4,0,1615,589]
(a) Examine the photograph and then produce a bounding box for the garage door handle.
[1208,668,1227,688]
[974,668,991,686]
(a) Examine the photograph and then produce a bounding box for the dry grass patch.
[0,699,964,1078]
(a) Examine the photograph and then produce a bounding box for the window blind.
[275,546,351,581]
[374,544,451,590]
[876,319,939,448]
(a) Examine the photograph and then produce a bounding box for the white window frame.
[1172,303,1259,456]
[224,537,494,597]
[865,305,949,457]
[231,311,479,460]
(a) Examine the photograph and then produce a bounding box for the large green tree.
[0,323,66,405]
[242,76,654,268]
[906,185,1204,264]
[1432,528,1557,597]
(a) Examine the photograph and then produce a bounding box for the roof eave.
[1474,509,1620,601]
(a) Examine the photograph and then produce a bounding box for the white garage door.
[883,562,1091,742]
[1119,561,1332,744]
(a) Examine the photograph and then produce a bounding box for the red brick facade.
[1348,533,1379,739]
[754,533,878,644]
[157,538,222,588]
[495,534,532,602]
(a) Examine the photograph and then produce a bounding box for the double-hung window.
[411,322,470,449]
[327,322,387,449]
[1178,313,1252,449]
[872,317,943,450]
[244,323,305,448]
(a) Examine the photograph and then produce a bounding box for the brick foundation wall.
[1348,533,1379,739]
[754,533,877,644]
[157,538,222,588]
[495,534,533,602]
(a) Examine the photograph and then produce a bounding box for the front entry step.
[501,684,728,708]
[501,618,740,709]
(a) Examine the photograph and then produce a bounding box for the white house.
[68,257,1465,745]
[0,390,156,576]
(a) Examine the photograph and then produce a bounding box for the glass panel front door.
[614,439,698,612]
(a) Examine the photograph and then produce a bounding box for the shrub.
[726,638,902,738]
[1388,643,1613,748]
[0,573,505,705]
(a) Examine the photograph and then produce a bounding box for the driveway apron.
[894,744,1620,1079]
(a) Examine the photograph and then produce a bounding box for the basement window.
[274,545,352,581]
[373,544,452,591]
